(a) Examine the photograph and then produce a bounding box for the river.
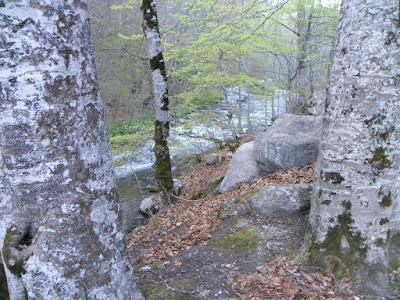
[114,89,287,232]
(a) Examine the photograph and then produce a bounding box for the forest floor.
[128,141,356,300]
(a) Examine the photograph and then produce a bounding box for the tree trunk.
[308,0,400,296]
[0,262,8,299]
[0,1,143,299]
[237,87,243,134]
[290,1,313,113]
[142,0,174,205]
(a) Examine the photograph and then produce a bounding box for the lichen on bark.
[308,0,400,296]
[0,1,143,298]
[142,0,174,205]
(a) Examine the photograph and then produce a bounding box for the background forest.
[2,0,400,298]
[87,0,339,153]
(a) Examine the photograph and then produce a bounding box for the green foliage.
[109,133,144,151]
[90,0,339,149]
[174,89,223,118]
[107,113,154,152]
[107,113,153,137]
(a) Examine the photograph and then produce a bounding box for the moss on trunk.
[309,210,367,279]
[154,120,174,205]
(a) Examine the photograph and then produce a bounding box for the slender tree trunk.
[271,55,276,121]
[237,87,243,134]
[142,0,174,205]
[290,0,313,113]
[308,0,400,296]
[0,1,143,299]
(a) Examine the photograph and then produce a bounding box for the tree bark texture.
[308,0,400,296]
[0,1,143,299]
[142,0,174,204]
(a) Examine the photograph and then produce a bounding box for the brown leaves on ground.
[180,151,231,200]
[128,147,315,266]
[228,257,355,300]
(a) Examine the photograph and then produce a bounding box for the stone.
[173,179,183,196]
[250,184,312,217]
[205,153,219,166]
[219,142,260,192]
[223,135,239,151]
[223,135,237,144]
[254,114,322,174]
[120,198,146,233]
[139,266,151,272]
[139,196,157,215]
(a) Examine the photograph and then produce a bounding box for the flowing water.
[114,90,287,232]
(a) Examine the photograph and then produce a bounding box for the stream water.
[114,90,287,232]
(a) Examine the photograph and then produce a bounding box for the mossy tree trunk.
[142,0,174,205]
[308,0,400,297]
[0,1,143,299]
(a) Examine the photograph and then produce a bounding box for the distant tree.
[0,1,142,298]
[308,0,400,297]
[142,0,174,204]
[289,0,314,113]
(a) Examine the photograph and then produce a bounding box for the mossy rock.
[212,225,261,253]
[220,192,255,220]
[139,279,196,300]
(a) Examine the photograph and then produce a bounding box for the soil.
[127,145,354,299]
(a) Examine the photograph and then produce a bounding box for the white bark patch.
[0,1,143,298]
[309,0,400,295]
[24,257,79,299]
[144,28,162,59]
[152,69,169,122]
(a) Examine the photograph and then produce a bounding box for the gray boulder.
[173,179,183,196]
[205,153,219,166]
[219,142,260,192]
[139,196,157,215]
[250,184,312,217]
[254,114,322,174]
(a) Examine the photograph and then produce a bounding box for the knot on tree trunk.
[2,225,35,278]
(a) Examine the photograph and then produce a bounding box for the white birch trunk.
[308,0,400,296]
[142,0,174,204]
[0,1,143,299]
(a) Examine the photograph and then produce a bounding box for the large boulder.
[219,142,260,192]
[250,184,312,217]
[254,114,322,174]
